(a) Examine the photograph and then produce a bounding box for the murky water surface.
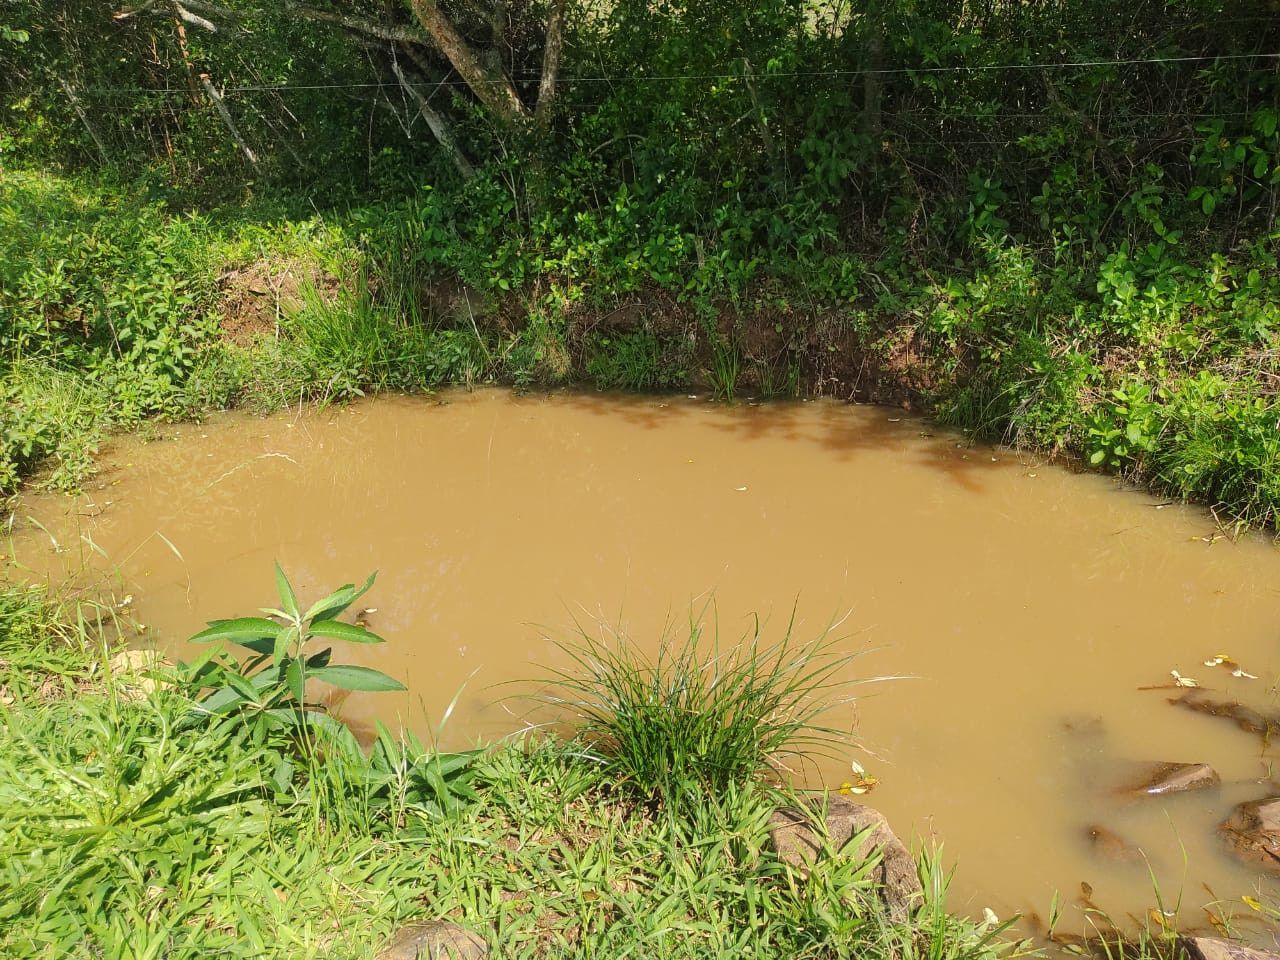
[12,390,1280,936]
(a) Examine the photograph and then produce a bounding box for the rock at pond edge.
[376,921,488,960]
[768,795,921,920]
[1221,798,1280,872]
[1185,938,1280,960]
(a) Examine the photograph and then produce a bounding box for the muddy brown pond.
[10,389,1280,939]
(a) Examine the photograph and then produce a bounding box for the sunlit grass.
[542,610,855,807]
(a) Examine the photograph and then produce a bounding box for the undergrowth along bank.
[4,161,1279,528]
[0,569,1023,960]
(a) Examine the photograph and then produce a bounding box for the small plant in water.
[544,612,852,808]
[185,564,404,743]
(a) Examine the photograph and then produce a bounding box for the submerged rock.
[1084,824,1143,863]
[1184,938,1280,960]
[1221,798,1280,871]
[1122,761,1221,798]
[768,795,921,919]
[1173,691,1280,738]
[376,921,488,960]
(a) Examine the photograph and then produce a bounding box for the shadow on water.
[543,388,1013,494]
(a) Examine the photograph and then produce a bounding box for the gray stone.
[1184,938,1280,960]
[1123,761,1220,798]
[376,921,488,960]
[1221,797,1280,871]
[768,795,921,919]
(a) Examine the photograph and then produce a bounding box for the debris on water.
[1202,654,1260,679]
[840,758,879,795]
[982,907,1000,926]
[839,774,879,795]
[887,417,900,422]
[1171,670,1199,687]
[735,486,748,492]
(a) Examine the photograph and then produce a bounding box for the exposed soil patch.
[217,258,339,344]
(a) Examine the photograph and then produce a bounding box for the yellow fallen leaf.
[1242,896,1263,911]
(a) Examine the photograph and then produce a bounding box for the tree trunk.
[407,0,527,120]
[535,0,567,126]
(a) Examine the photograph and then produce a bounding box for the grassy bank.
[4,163,1280,527]
[0,571,1019,959]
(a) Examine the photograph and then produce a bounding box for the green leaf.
[309,664,405,692]
[307,620,385,644]
[189,617,279,644]
[273,624,298,668]
[285,659,305,702]
[199,684,247,714]
[305,647,334,668]
[180,643,223,680]
[275,563,300,620]
[303,572,377,623]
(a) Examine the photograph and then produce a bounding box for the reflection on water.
[11,389,1280,938]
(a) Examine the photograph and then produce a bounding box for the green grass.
[542,613,852,808]
[585,329,687,392]
[0,575,1025,960]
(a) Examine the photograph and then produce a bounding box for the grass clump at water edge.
[541,611,855,808]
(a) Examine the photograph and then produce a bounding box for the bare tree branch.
[200,72,258,165]
[57,76,110,161]
[534,0,565,126]
[278,1,428,45]
[118,0,534,124]
[173,1,217,32]
[391,57,474,179]
[129,0,431,45]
